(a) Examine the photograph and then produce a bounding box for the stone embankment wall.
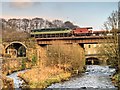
[0,75,14,89]
[2,57,32,75]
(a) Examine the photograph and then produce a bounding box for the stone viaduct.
[1,35,114,65]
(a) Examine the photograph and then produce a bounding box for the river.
[7,70,27,89]
[47,65,117,90]
[7,65,118,90]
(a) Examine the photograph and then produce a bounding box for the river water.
[47,65,117,90]
[7,65,118,90]
[7,70,27,88]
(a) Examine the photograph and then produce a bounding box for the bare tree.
[46,21,54,28]
[14,19,21,31]
[7,18,18,29]
[31,18,44,29]
[52,20,64,28]
[0,18,7,30]
[46,41,85,72]
[118,2,120,69]
[98,11,119,69]
[22,18,30,32]
[30,20,34,30]
[64,21,78,29]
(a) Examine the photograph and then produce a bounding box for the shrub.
[46,41,85,72]
[21,58,26,70]
[32,55,37,65]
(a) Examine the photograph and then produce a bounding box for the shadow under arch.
[5,41,27,57]
[86,57,100,65]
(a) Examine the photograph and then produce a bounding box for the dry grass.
[18,66,71,88]
[46,41,85,72]
[0,74,14,89]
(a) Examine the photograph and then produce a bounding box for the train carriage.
[30,28,72,38]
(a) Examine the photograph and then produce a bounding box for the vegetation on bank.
[18,66,71,88]
[112,73,120,88]
[98,10,120,88]
[98,11,119,68]
[2,57,33,75]
[18,42,85,88]
[45,42,85,72]
[0,74,14,89]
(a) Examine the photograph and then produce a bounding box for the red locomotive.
[72,27,93,36]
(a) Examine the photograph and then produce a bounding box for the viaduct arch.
[5,41,27,57]
[86,57,100,65]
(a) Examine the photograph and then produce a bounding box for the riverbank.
[7,69,28,88]
[18,65,73,88]
[1,57,34,89]
[0,74,14,89]
[2,57,32,75]
[112,73,120,88]
[5,65,117,89]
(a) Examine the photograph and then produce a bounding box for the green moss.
[46,77,61,86]
[32,55,37,65]
[112,73,120,87]
[30,81,47,88]
[21,58,26,70]
[44,72,71,87]
[113,73,120,82]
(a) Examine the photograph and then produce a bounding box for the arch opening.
[86,57,100,65]
[5,42,26,58]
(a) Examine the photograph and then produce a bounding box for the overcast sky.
[1,1,118,30]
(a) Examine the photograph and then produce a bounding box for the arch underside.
[86,57,99,65]
[5,42,27,57]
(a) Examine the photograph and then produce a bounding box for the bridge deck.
[36,36,116,44]
[36,36,109,40]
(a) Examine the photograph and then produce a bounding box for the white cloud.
[12,0,32,2]
[10,0,33,9]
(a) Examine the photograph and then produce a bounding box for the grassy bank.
[112,73,120,88]
[0,74,14,89]
[18,66,72,88]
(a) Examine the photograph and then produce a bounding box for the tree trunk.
[118,1,120,71]
[118,35,120,71]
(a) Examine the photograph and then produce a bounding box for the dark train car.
[73,27,92,36]
[30,28,72,38]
